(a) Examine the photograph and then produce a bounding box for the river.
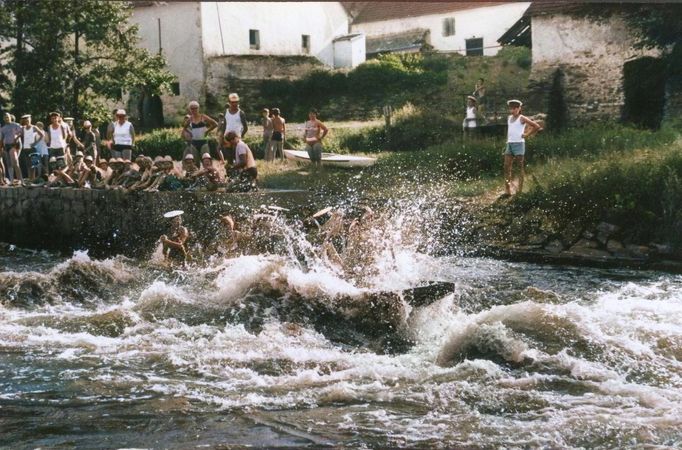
[0,207,681,449]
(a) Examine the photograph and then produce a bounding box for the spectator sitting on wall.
[105,157,126,189]
[77,155,100,188]
[116,158,143,191]
[45,156,75,188]
[97,158,113,182]
[180,153,200,188]
[67,151,86,182]
[224,131,257,192]
[193,153,224,192]
[128,156,154,191]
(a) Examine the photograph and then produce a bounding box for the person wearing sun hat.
[503,99,543,197]
[217,92,248,164]
[160,210,190,264]
[192,152,224,191]
[19,114,45,181]
[107,109,135,161]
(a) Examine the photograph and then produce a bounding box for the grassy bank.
[258,120,681,248]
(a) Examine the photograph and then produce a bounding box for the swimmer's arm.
[521,115,543,138]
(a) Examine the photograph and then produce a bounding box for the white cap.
[201,153,211,160]
[83,120,92,127]
[228,93,239,102]
[183,153,194,160]
[84,155,94,162]
[75,151,84,157]
[507,99,523,107]
[116,109,126,116]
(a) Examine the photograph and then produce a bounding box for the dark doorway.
[622,57,666,129]
[548,68,567,131]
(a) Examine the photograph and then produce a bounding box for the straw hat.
[163,210,184,218]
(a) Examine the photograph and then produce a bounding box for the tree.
[0,0,175,124]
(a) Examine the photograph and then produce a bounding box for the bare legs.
[504,154,525,195]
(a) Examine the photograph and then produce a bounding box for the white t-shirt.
[234,140,255,169]
[224,110,243,136]
[113,121,133,146]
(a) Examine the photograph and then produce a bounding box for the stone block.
[545,239,564,254]
[626,244,650,259]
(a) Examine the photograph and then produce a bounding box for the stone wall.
[527,14,661,125]
[204,55,325,117]
[0,188,314,258]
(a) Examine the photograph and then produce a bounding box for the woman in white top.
[503,99,543,196]
[107,109,135,160]
[462,95,478,137]
[181,100,218,161]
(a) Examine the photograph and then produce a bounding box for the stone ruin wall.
[0,188,313,258]
[526,14,661,125]
[203,55,325,118]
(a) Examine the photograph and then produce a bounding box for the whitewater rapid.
[1,242,681,448]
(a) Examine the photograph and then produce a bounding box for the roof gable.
[351,2,509,24]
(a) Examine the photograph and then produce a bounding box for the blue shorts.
[505,142,525,156]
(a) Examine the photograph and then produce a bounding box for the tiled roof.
[366,28,430,55]
[351,2,509,24]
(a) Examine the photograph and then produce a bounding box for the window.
[442,17,455,37]
[171,82,180,96]
[302,34,310,54]
[465,37,483,56]
[249,29,260,50]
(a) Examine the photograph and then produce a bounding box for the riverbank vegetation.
[258,112,681,249]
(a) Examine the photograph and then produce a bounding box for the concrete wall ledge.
[0,188,316,257]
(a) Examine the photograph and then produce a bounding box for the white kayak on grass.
[284,150,377,168]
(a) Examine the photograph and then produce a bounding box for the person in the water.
[160,211,190,264]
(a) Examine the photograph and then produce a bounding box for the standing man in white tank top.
[218,93,248,166]
[107,109,135,161]
[503,99,543,196]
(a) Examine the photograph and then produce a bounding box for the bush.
[135,128,188,160]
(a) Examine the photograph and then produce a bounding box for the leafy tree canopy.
[0,0,175,124]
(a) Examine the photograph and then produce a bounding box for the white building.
[130,1,363,119]
[349,2,530,57]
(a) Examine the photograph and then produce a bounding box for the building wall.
[200,2,349,67]
[351,3,530,56]
[129,2,205,121]
[527,14,660,123]
[333,36,366,68]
